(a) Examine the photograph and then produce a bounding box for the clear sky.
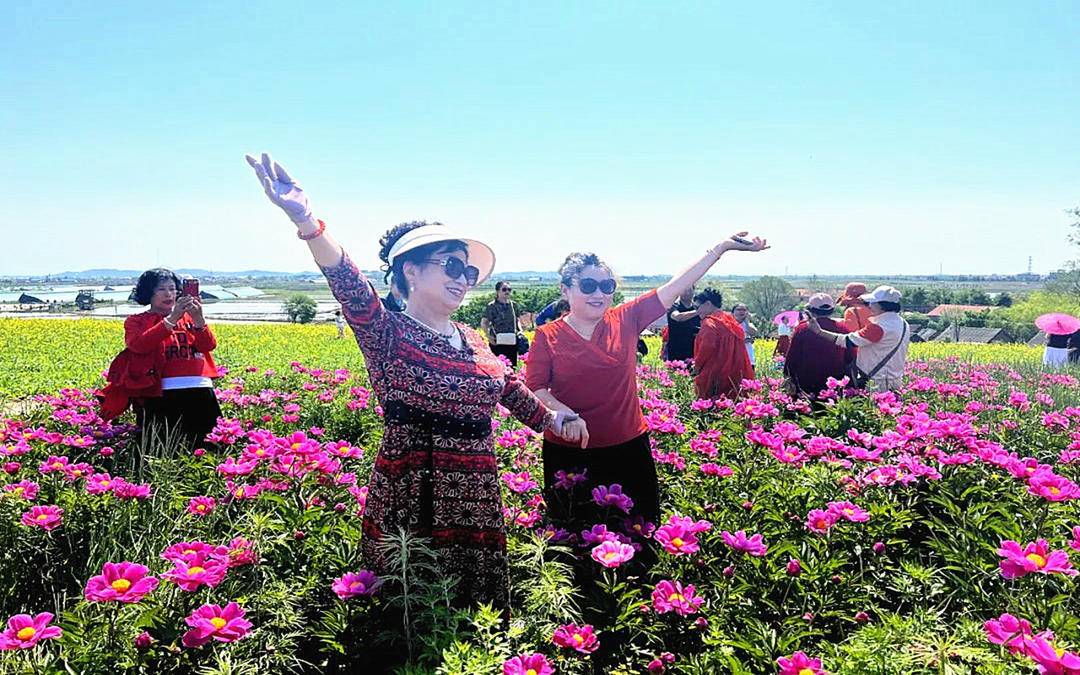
[3,1,1078,278]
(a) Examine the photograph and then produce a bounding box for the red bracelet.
[297,219,326,241]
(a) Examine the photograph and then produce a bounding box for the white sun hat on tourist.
[387,223,496,285]
[859,285,902,304]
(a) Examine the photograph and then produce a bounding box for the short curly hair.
[557,252,614,286]
[693,287,724,309]
[378,221,468,299]
[132,268,182,305]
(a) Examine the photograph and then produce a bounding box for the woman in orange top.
[125,268,222,450]
[693,288,755,399]
[527,234,768,530]
[838,282,873,332]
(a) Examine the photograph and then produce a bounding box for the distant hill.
[42,269,325,280]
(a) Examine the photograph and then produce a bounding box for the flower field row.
[1,318,1079,673]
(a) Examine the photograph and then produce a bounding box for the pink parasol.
[773,310,801,326]
[1035,313,1080,336]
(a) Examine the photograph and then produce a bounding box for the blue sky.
[3,1,1078,277]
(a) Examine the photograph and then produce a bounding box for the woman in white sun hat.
[245,153,586,610]
[805,285,910,391]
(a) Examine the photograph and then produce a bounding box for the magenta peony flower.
[721,530,768,557]
[699,463,733,477]
[805,509,837,534]
[777,651,826,675]
[591,484,634,514]
[552,623,599,654]
[553,469,587,490]
[654,522,699,556]
[983,613,1051,655]
[826,501,870,523]
[0,612,62,650]
[4,480,39,501]
[331,570,382,599]
[224,537,257,567]
[502,652,554,675]
[161,540,228,564]
[998,539,1077,579]
[163,556,229,592]
[1024,636,1080,674]
[111,479,152,500]
[786,558,803,576]
[1028,469,1080,502]
[134,631,154,649]
[181,602,252,648]
[501,471,539,494]
[21,504,62,531]
[651,579,704,615]
[85,472,115,495]
[84,561,160,603]
[591,540,635,568]
[187,496,216,516]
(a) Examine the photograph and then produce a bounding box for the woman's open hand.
[245,153,313,226]
[719,231,769,254]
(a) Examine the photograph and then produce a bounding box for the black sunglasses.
[424,258,480,286]
[564,277,617,295]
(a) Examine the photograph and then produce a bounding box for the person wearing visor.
[805,285,910,391]
[526,234,767,534]
[482,281,521,368]
[783,293,850,398]
[837,282,874,332]
[692,287,755,400]
[245,153,586,611]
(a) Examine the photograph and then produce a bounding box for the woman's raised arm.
[655,232,769,308]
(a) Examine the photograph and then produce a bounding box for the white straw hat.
[387,223,496,285]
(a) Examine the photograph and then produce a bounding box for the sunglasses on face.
[425,258,480,286]
[499,287,513,293]
[565,277,617,295]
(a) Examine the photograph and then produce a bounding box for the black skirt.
[542,432,660,528]
[136,387,222,451]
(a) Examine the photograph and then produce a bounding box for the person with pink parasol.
[772,310,798,357]
[1036,313,1080,369]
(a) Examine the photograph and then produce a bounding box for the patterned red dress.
[322,253,554,608]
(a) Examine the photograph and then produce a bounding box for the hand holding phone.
[182,278,200,298]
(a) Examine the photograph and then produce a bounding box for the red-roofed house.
[926,304,992,318]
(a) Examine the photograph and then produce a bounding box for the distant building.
[932,326,1012,344]
[926,304,993,318]
[911,327,941,343]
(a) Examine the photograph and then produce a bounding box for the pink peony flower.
[181,602,252,648]
[591,484,634,514]
[699,463,733,477]
[1028,469,1080,502]
[161,541,227,564]
[224,537,257,567]
[786,558,802,576]
[1070,526,1080,552]
[331,571,382,599]
[21,505,62,531]
[1024,636,1080,674]
[503,653,554,675]
[777,651,826,675]
[654,522,699,556]
[983,613,1051,655]
[163,556,229,592]
[501,471,539,494]
[805,509,836,534]
[0,612,62,650]
[590,540,635,568]
[721,530,768,557]
[4,480,39,501]
[552,623,599,654]
[826,500,870,523]
[651,579,704,615]
[84,561,160,603]
[187,496,216,516]
[553,469,587,490]
[998,539,1077,579]
[85,472,115,495]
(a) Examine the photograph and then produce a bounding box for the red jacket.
[694,312,755,400]
[99,312,219,420]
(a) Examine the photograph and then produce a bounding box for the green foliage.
[284,294,317,324]
[737,276,797,322]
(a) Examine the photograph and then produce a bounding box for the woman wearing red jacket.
[125,268,222,449]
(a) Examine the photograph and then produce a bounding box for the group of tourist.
[96,153,924,656]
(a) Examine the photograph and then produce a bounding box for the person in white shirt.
[805,285,910,391]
